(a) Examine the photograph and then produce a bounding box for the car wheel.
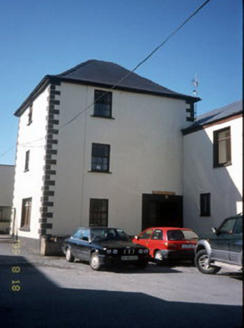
[154,251,164,266]
[195,250,221,274]
[66,247,74,263]
[90,253,101,271]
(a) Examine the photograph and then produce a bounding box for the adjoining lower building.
[0,164,15,235]
[183,100,243,234]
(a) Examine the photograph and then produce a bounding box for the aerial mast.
[192,73,199,120]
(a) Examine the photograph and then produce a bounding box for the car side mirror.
[82,236,89,242]
[212,227,220,236]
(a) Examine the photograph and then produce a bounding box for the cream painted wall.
[12,86,49,238]
[51,83,191,236]
[183,116,243,235]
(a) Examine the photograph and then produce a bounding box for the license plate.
[182,244,195,249]
[121,255,138,261]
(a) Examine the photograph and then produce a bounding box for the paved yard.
[0,240,243,328]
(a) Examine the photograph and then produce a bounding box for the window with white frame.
[213,127,231,167]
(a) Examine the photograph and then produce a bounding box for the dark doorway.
[142,194,183,231]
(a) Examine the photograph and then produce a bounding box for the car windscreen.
[91,228,129,241]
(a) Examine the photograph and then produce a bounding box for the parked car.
[195,214,243,274]
[62,227,149,270]
[132,227,198,265]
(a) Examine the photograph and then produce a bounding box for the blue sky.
[0,0,242,165]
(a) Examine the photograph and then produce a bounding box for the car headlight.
[106,249,112,254]
[139,249,143,254]
[144,249,149,254]
[112,249,118,254]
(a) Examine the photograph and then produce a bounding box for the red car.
[133,227,198,264]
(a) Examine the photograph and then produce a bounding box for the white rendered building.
[183,100,243,234]
[12,60,198,240]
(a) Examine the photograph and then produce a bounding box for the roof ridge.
[56,59,100,77]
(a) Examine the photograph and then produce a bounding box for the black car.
[62,227,150,270]
[195,214,243,274]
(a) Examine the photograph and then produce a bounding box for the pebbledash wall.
[12,80,194,240]
[183,108,242,234]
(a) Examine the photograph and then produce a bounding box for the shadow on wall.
[183,123,242,234]
[0,255,242,328]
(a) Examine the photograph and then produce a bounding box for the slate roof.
[15,59,199,116]
[56,60,195,99]
[183,100,243,135]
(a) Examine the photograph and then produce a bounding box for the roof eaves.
[14,71,200,118]
[14,75,61,117]
[182,111,243,135]
[58,76,200,103]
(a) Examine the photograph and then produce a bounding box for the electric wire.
[0,0,211,159]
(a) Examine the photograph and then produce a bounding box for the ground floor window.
[20,198,32,230]
[0,206,12,234]
[89,199,108,227]
[200,193,211,217]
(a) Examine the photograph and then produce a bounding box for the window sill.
[213,162,232,168]
[91,115,115,120]
[19,227,30,232]
[88,170,112,174]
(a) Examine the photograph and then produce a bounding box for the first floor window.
[89,199,108,227]
[91,143,110,172]
[213,127,231,167]
[20,198,32,230]
[28,104,33,125]
[200,193,211,217]
[94,90,112,118]
[25,150,30,172]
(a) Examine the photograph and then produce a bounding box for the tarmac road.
[0,239,243,328]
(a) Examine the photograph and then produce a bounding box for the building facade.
[12,60,198,240]
[0,164,15,234]
[183,100,243,234]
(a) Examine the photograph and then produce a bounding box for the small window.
[20,198,32,230]
[200,193,211,217]
[24,150,30,172]
[152,229,163,240]
[91,143,110,172]
[213,127,231,167]
[94,90,112,118]
[28,104,33,125]
[89,199,108,227]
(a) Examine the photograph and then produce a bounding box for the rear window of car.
[167,230,198,241]
[167,230,184,241]
[182,230,198,240]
